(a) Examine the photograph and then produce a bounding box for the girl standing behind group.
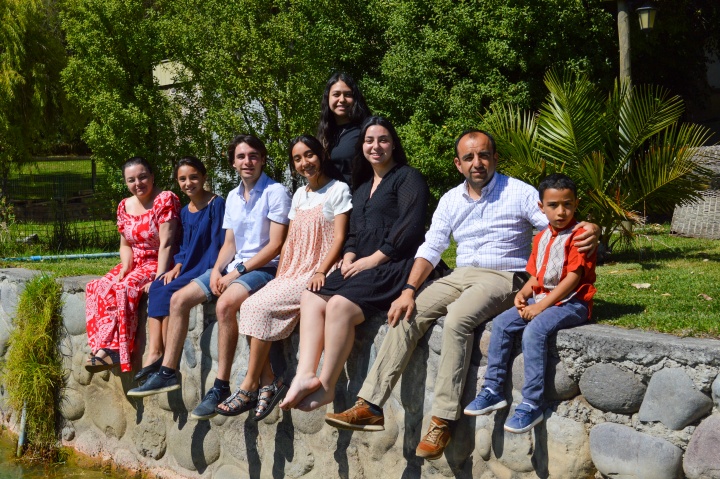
[215,135,352,420]
[85,157,180,373]
[317,72,371,186]
[134,157,226,382]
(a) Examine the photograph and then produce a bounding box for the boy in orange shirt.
[463,173,596,433]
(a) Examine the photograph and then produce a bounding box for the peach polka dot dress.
[238,180,351,341]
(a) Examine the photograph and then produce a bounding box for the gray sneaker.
[127,372,180,397]
[190,387,230,420]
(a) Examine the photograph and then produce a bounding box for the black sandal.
[215,389,258,417]
[254,377,287,422]
[85,348,120,373]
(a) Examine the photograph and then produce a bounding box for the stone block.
[491,405,535,473]
[86,384,127,439]
[183,337,197,369]
[169,421,221,472]
[61,291,87,336]
[589,422,683,479]
[214,464,248,479]
[545,414,594,479]
[683,414,720,479]
[133,411,167,460]
[638,368,713,430]
[579,363,645,413]
[60,387,85,420]
[712,374,720,409]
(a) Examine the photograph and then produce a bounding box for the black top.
[318,164,429,314]
[330,124,360,185]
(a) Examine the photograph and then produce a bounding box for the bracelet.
[315,271,326,276]
[402,283,417,294]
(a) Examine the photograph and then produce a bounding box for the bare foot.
[280,373,321,410]
[296,383,334,412]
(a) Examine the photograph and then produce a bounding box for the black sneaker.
[127,372,180,397]
[190,387,230,420]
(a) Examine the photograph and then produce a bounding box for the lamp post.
[615,1,657,86]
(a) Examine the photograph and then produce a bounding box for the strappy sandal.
[214,388,258,417]
[254,377,287,422]
[85,348,120,373]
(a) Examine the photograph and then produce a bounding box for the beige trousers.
[358,267,522,420]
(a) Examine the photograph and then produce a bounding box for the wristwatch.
[235,262,247,275]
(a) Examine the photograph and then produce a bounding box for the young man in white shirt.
[325,129,598,460]
[128,135,291,421]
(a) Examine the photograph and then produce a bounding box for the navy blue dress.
[147,195,226,317]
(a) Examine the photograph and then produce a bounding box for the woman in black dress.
[281,116,429,411]
[317,72,371,186]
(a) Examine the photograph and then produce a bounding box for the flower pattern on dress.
[85,190,180,372]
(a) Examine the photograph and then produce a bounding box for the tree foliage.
[0,0,67,197]
[483,69,713,251]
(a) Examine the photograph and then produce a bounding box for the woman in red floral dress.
[85,157,180,373]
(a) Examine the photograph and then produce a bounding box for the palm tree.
[482,69,713,254]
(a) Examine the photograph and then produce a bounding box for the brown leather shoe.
[416,416,451,460]
[325,398,385,431]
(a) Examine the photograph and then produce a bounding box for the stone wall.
[1,268,719,479]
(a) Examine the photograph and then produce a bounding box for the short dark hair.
[351,116,407,190]
[454,129,496,158]
[227,134,267,166]
[173,156,206,179]
[538,173,577,202]
[122,156,153,177]
[288,134,344,182]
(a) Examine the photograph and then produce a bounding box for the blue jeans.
[192,267,276,302]
[483,298,588,407]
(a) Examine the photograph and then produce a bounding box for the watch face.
[236,263,246,274]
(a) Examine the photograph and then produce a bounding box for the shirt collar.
[461,172,499,201]
[237,172,269,198]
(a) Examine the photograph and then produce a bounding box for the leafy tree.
[60,0,181,197]
[482,69,713,253]
[154,0,381,192]
[363,0,617,203]
[0,0,67,197]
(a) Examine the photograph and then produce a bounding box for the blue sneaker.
[190,387,230,420]
[464,388,508,416]
[127,371,180,397]
[504,403,544,433]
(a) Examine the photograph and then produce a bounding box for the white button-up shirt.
[222,172,291,272]
[415,173,548,272]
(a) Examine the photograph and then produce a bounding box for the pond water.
[0,433,126,479]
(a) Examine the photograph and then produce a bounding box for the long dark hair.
[288,135,344,185]
[351,116,407,190]
[316,72,370,151]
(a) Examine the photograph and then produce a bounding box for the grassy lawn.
[0,255,119,277]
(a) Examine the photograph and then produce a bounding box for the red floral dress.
[85,190,180,372]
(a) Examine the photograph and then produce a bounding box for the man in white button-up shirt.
[128,135,291,420]
[325,129,598,459]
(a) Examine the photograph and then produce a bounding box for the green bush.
[0,274,64,459]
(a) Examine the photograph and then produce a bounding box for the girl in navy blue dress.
[136,156,225,381]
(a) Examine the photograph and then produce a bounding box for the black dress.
[318,164,429,314]
[329,124,360,185]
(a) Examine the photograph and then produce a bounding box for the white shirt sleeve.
[267,184,292,225]
[415,191,453,267]
[324,181,353,220]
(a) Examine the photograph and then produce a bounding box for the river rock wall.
[1,268,719,479]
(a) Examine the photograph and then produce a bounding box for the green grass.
[594,224,720,338]
[9,158,110,201]
[0,274,64,460]
[0,256,119,277]
[441,224,719,338]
